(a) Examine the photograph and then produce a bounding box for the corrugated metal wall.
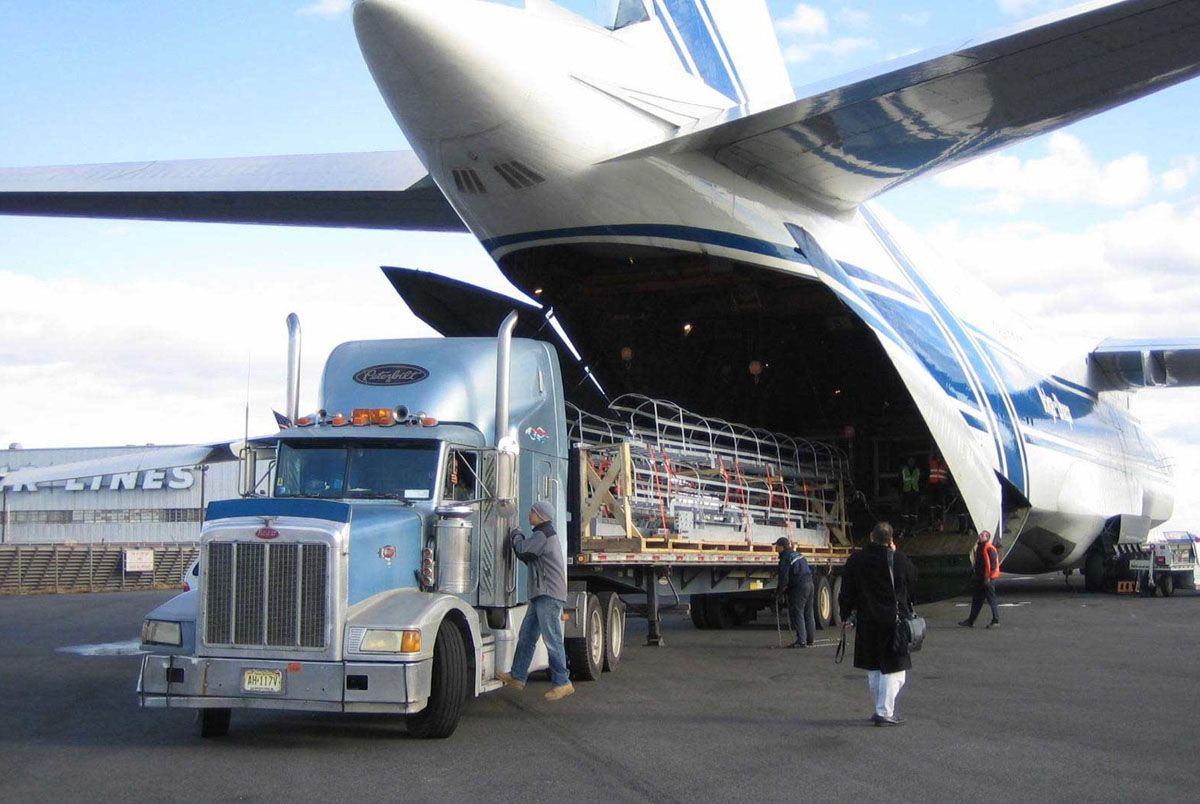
[1,446,241,544]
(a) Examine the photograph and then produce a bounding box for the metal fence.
[0,544,199,595]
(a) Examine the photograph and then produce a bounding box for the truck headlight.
[360,629,421,654]
[141,619,182,647]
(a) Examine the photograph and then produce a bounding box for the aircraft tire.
[407,619,468,739]
[1084,552,1106,593]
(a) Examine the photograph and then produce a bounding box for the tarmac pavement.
[0,577,1196,803]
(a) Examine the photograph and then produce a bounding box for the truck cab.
[138,330,571,739]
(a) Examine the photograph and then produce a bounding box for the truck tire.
[704,595,734,630]
[566,594,603,681]
[1084,551,1106,593]
[814,574,833,630]
[407,619,468,739]
[198,707,230,738]
[829,575,843,626]
[598,591,625,672]
[689,596,710,630]
[1159,574,1175,598]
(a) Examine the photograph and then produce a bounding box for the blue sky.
[1,0,1197,531]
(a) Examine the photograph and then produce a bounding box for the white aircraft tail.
[638,0,793,107]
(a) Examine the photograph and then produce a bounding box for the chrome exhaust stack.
[286,313,302,426]
[494,311,518,447]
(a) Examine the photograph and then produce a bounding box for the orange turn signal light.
[401,630,422,653]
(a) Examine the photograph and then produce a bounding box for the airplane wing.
[0,150,467,231]
[1090,337,1200,389]
[0,443,239,491]
[612,0,1200,212]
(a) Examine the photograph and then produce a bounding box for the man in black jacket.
[774,537,815,648]
[838,522,918,726]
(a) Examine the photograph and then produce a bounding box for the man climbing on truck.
[498,501,575,700]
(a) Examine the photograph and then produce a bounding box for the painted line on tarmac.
[57,640,145,657]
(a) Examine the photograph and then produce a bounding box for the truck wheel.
[1084,552,1105,593]
[198,707,230,738]
[566,594,603,681]
[829,576,843,626]
[598,591,625,672]
[407,619,468,739]
[704,595,734,630]
[1159,574,1175,598]
[814,575,833,630]
[689,596,710,630]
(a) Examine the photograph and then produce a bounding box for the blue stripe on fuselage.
[660,0,739,101]
[861,206,1027,496]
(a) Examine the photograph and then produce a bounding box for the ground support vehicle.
[1124,534,1199,597]
[137,315,852,738]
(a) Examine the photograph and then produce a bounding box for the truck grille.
[204,542,329,649]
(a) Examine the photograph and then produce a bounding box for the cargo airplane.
[3,0,1200,593]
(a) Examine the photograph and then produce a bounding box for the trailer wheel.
[689,596,710,630]
[567,594,603,681]
[704,595,734,630]
[814,574,833,630]
[829,576,843,626]
[598,591,625,672]
[407,619,468,739]
[1159,574,1175,598]
[198,708,230,739]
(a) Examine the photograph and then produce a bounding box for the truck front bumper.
[138,654,433,714]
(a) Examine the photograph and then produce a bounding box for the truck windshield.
[274,441,439,501]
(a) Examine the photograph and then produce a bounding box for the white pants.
[868,670,907,718]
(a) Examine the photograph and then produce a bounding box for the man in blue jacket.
[775,536,815,648]
[497,501,574,701]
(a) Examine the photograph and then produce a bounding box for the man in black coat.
[838,521,918,726]
[774,537,815,648]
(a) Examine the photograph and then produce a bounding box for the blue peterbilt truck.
[138,312,851,739]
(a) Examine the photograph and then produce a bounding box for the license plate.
[243,669,283,694]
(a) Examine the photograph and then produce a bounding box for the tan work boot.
[496,671,525,690]
[543,683,575,701]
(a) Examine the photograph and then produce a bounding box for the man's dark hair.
[870,522,894,545]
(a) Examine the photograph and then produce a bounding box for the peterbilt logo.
[353,364,430,386]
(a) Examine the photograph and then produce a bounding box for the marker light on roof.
[351,409,371,427]
[331,413,348,427]
[421,417,439,427]
[370,408,394,426]
[296,416,315,427]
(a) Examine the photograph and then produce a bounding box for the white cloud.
[776,3,829,37]
[997,0,1080,16]
[1162,156,1199,193]
[297,0,352,17]
[935,133,1153,213]
[836,7,871,28]
[784,36,875,64]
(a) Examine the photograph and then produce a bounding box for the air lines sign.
[0,467,196,494]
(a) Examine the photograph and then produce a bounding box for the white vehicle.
[181,559,200,593]
[1127,534,1199,597]
[2,1,1199,596]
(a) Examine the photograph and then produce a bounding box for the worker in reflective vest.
[959,530,1001,628]
[927,453,950,530]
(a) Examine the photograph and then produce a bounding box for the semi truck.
[137,314,852,738]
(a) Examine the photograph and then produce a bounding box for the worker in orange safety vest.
[959,530,1001,628]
